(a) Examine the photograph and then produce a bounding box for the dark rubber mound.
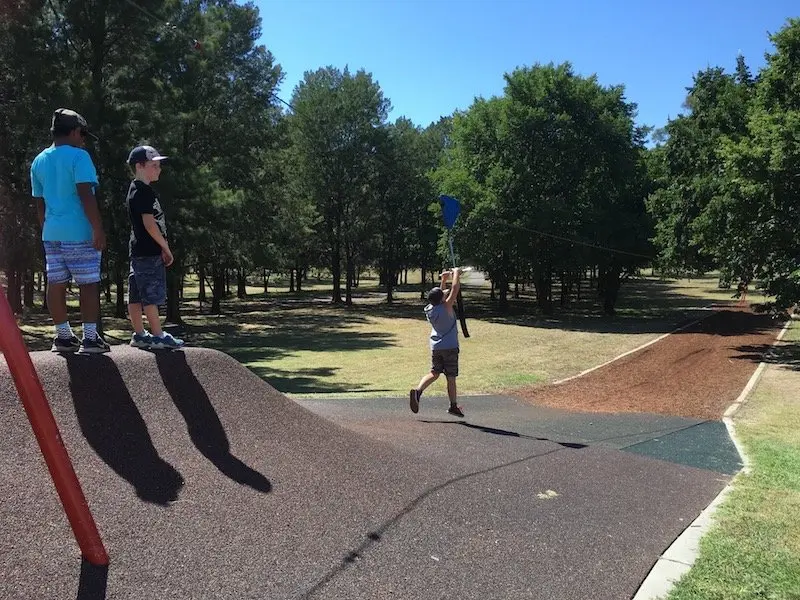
[1,347,725,600]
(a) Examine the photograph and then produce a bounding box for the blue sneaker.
[130,332,154,349]
[150,332,185,350]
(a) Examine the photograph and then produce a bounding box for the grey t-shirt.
[425,303,459,350]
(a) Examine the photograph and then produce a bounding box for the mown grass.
[15,272,739,397]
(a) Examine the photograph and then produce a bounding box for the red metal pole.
[0,286,108,566]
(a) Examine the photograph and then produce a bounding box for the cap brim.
[152,156,168,161]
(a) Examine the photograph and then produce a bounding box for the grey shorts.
[431,348,459,377]
[128,255,166,307]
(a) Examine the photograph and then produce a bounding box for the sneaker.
[409,389,420,414]
[51,335,81,353]
[149,332,185,350]
[79,336,111,354]
[130,332,153,349]
[447,405,465,418]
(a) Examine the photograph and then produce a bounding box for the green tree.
[289,66,390,304]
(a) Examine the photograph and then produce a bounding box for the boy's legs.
[443,349,463,417]
[446,376,457,405]
[410,350,445,413]
[61,242,108,353]
[143,304,163,336]
[129,256,182,348]
[47,282,69,325]
[43,241,79,351]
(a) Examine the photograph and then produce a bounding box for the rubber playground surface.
[0,308,780,599]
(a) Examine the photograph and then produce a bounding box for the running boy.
[410,267,464,417]
[30,108,109,353]
[125,145,183,349]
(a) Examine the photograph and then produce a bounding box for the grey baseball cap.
[51,108,97,140]
[127,145,169,165]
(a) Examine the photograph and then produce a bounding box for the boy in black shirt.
[126,145,184,349]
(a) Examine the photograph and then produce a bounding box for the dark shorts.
[431,348,459,377]
[128,255,166,307]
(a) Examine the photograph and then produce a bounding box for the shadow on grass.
[185,310,397,356]
[731,340,800,371]
[242,363,384,395]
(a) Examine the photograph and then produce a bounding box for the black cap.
[127,145,169,165]
[427,287,444,305]
[51,108,97,140]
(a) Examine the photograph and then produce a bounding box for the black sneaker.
[409,389,420,414]
[78,336,111,354]
[51,335,81,353]
[447,405,465,418]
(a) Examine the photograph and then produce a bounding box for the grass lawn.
[666,322,800,600]
[15,271,740,398]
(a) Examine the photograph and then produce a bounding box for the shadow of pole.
[76,558,108,600]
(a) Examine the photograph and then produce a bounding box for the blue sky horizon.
[257,1,797,132]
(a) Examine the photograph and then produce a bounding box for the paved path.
[1,347,736,600]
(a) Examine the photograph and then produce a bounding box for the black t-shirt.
[127,180,167,257]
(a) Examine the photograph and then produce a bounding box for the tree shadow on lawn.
[730,340,800,371]
[184,309,397,355]
[240,363,384,395]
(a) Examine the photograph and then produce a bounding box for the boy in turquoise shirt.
[30,108,109,353]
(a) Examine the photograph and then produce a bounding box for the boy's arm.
[141,214,169,251]
[76,183,106,250]
[30,164,45,229]
[34,198,45,228]
[132,189,173,266]
[443,268,462,308]
[74,152,105,250]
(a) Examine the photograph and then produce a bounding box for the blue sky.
[256,0,797,131]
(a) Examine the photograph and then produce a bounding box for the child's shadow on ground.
[65,355,184,505]
[153,350,272,493]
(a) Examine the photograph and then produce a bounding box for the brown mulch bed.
[512,308,782,420]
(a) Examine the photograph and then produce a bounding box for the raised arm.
[443,268,462,308]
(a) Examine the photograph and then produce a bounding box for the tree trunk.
[533,269,553,314]
[345,251,354,306]
[289,268,295,292]
[211,263,224,315]
[386,268,394,304]
[498,274,508,311]
[236,268,247,299]
[114,262,126,318]
[331,243,342,303]
[263,269,269,295]
[600,264,622,316]
[295,266,303,292]
[225,269,231,297]
[165,265,182,324]
[198,261,207,303]
[23,270,34,308]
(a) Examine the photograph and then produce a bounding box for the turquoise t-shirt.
[30,145,98,242]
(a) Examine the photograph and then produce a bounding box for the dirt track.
[513,308,781,419]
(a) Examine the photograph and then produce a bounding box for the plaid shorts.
[43,241,101,286]
[128,255,166,307]
[431,348,459,377]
